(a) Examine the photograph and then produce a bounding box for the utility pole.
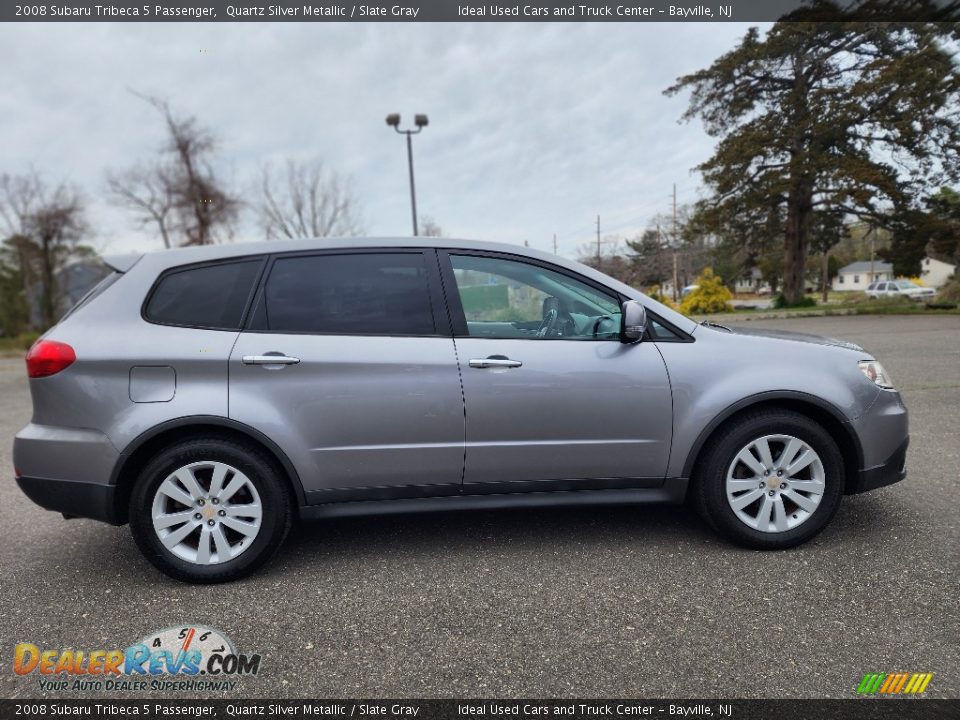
[673,253,679,303]
[821,201,832,304]
[553,233,557,255]
[672,184,679,302]
[596,214,601,266]
[656,222,663,288]
[821,250,829,303]
[868,224,876,286]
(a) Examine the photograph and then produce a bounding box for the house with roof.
[920,256,956,288]
[832,260,893,291]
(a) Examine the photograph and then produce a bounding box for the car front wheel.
[129,437,292,583]
[692,409,844,549]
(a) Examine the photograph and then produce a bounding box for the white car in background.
[866,280,936,301]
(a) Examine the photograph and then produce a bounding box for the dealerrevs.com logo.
[13,625,260,693]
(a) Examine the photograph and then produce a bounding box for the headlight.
[858,360,895,390]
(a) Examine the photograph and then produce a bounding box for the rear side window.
[262,253,436,335]
[60,268,119,322]
[145,260,262,330]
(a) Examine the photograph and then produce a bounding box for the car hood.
[709,324,865,352]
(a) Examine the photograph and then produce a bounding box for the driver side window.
[448,254,621,340]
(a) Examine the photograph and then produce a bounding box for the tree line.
[0,93,364,336]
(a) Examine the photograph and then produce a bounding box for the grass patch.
[0,332,40,354]
[834,303,960,316]
[691,297,960,322]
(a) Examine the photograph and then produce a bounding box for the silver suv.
[866,280,936,301]
[14,238,908,582]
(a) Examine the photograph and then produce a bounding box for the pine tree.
[666,7,960,303]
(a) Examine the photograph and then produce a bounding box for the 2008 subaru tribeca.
[14,238,908,582]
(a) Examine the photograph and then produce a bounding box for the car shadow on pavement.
[280,503,711,562]
[3,488,909,587]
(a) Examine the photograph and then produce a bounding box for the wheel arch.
[681,392,864,496]
[110,416,306,524]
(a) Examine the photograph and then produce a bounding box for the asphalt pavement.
[1,315,957,699]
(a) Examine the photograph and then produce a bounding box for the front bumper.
[15,475,121,524]
[847,437,909,494]
[846,389,909,495]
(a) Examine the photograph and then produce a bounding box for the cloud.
[0,21,764,257]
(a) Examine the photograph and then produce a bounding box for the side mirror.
[620,300,646,343]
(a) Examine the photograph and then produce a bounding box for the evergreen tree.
[666,6,960,303]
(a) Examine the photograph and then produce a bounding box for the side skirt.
[299,479,689,521]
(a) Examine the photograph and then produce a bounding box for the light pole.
[386,113,428,236]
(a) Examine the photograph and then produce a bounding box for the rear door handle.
[469,357,522,369]
[242,354,300,366]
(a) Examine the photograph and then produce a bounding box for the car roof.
[106,237,553,271]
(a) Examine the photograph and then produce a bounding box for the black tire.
[691,409,844,550]
[129,437,293,583]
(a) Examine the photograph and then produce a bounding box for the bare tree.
[259,158,363,240]
[0,172,90,329]
[419,216,444,238]
[106,163,175,248]
[107,93,239,247]
[577,236,638,286]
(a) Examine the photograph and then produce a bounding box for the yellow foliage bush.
[679,268,733,315]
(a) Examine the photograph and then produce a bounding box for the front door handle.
[242,354,300,366]
[469,356,522,369]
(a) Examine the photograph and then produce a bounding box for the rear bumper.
[13,423,119,485]
[13,423,121,523]
[15,475,121,525]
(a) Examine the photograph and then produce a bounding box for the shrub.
[679,268,733,315]
[935,274,960,304]
[772,294,817,309]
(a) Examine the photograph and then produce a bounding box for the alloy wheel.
[151,461,263,565]
[725,434,825,533]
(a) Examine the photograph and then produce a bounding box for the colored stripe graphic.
[857,673,932,694]
[879,674,896,693]
[892,673,909,693]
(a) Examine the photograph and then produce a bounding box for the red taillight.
[25,340,76,378]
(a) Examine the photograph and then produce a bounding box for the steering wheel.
[591,315,613,338]
[537,307,560,338]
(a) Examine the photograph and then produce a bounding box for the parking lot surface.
[1,315,957,699]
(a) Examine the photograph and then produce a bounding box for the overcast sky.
[0,22,768,258]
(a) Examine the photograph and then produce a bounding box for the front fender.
[657,329,877,479]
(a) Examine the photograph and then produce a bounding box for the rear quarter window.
[60,268,120,322]
[144,259,263,330]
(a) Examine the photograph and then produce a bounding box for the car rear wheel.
[129,437,292,583]
[692,410,844,549]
